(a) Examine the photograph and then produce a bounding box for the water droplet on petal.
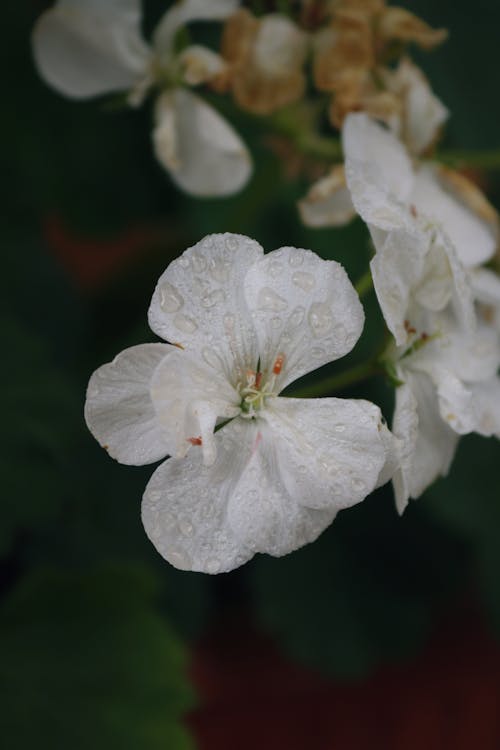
[169,548,191,569]
[258,287,288,312]
[174,313,198,334]
[334,423,346,433]
[178,256,190,268]
[351,478,365,493]
[226,235,239,251]
[311,346,325,359]
[289,252,304,267]
[334,323,348,343]
[268,261,283,278]
[292,271,316,292]
[308,302,333,338]
[88,384,100,398]
[289,306,305,327]
[206,557,221,574]
[210,261,231,283]
[159,282,184,313]
[148,490,161,503]
[191,254,207,272]
[271,316,282,329]
[201,289,226,308]
[179,519,193,537]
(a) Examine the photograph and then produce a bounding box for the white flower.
[32,0,252,196]
[342,113,500,344]
[389,307,500,513]
[343,112,498,269]
[85,233,397,573]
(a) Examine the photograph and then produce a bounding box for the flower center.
[238,354,284,418]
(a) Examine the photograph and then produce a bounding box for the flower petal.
[153,0,240,56]
[244,246,364,390]
[142,418,335,572]
[343,112,414,232]
[297,166,357,228]
[153,89,252,197]
[370,228,428,346]
[142,421,254,574]
[150,347,240,466]
[32,0,150,99]
[84,344,175,465]
[392,370,458,512]
[410,165,497,267]
[393,58,448,156]
[468,378,500,437]
[262,396,391,511]
[148,233,262,381]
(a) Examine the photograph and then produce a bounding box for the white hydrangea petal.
[343,113,414,232]
[150,348,240,466]
[244,246,364,390]
[410,166,496,267]
[142,420,255,574]
[32,0,150,99]
[148,233,263,382]
[84,344,176,466]
[370,228,427,346]
[153,89,252,197]
[262,397,390,511]
[153,0,240,57]
[297,166,356,228]
[393,370,458,512]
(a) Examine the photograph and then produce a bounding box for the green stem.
[355,269,373,298]
[288,360,381,398]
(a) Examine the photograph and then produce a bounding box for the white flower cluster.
[34,0,500,572]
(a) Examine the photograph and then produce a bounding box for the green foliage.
[0,564,196,750]
[250,491,467,679]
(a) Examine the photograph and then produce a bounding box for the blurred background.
[3,1,500,747]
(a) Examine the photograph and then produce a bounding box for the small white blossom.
[343,113,498,269]
[32,0,251,196]
[85,234,397,573]
[389,307,500,513]
[341,113,500,344]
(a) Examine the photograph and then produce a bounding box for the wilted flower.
[32,0,252,196]
[313,0,447,129]
[85,234,396,573]
[221,9,309,115]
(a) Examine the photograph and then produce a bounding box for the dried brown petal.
[378,7,448,50]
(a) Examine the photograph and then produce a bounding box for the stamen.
[273,353,285,375]
[255,371,263,390]
[187,436,203,446]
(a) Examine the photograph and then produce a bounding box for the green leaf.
[250,492,466,679]
[0,564,196,750]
